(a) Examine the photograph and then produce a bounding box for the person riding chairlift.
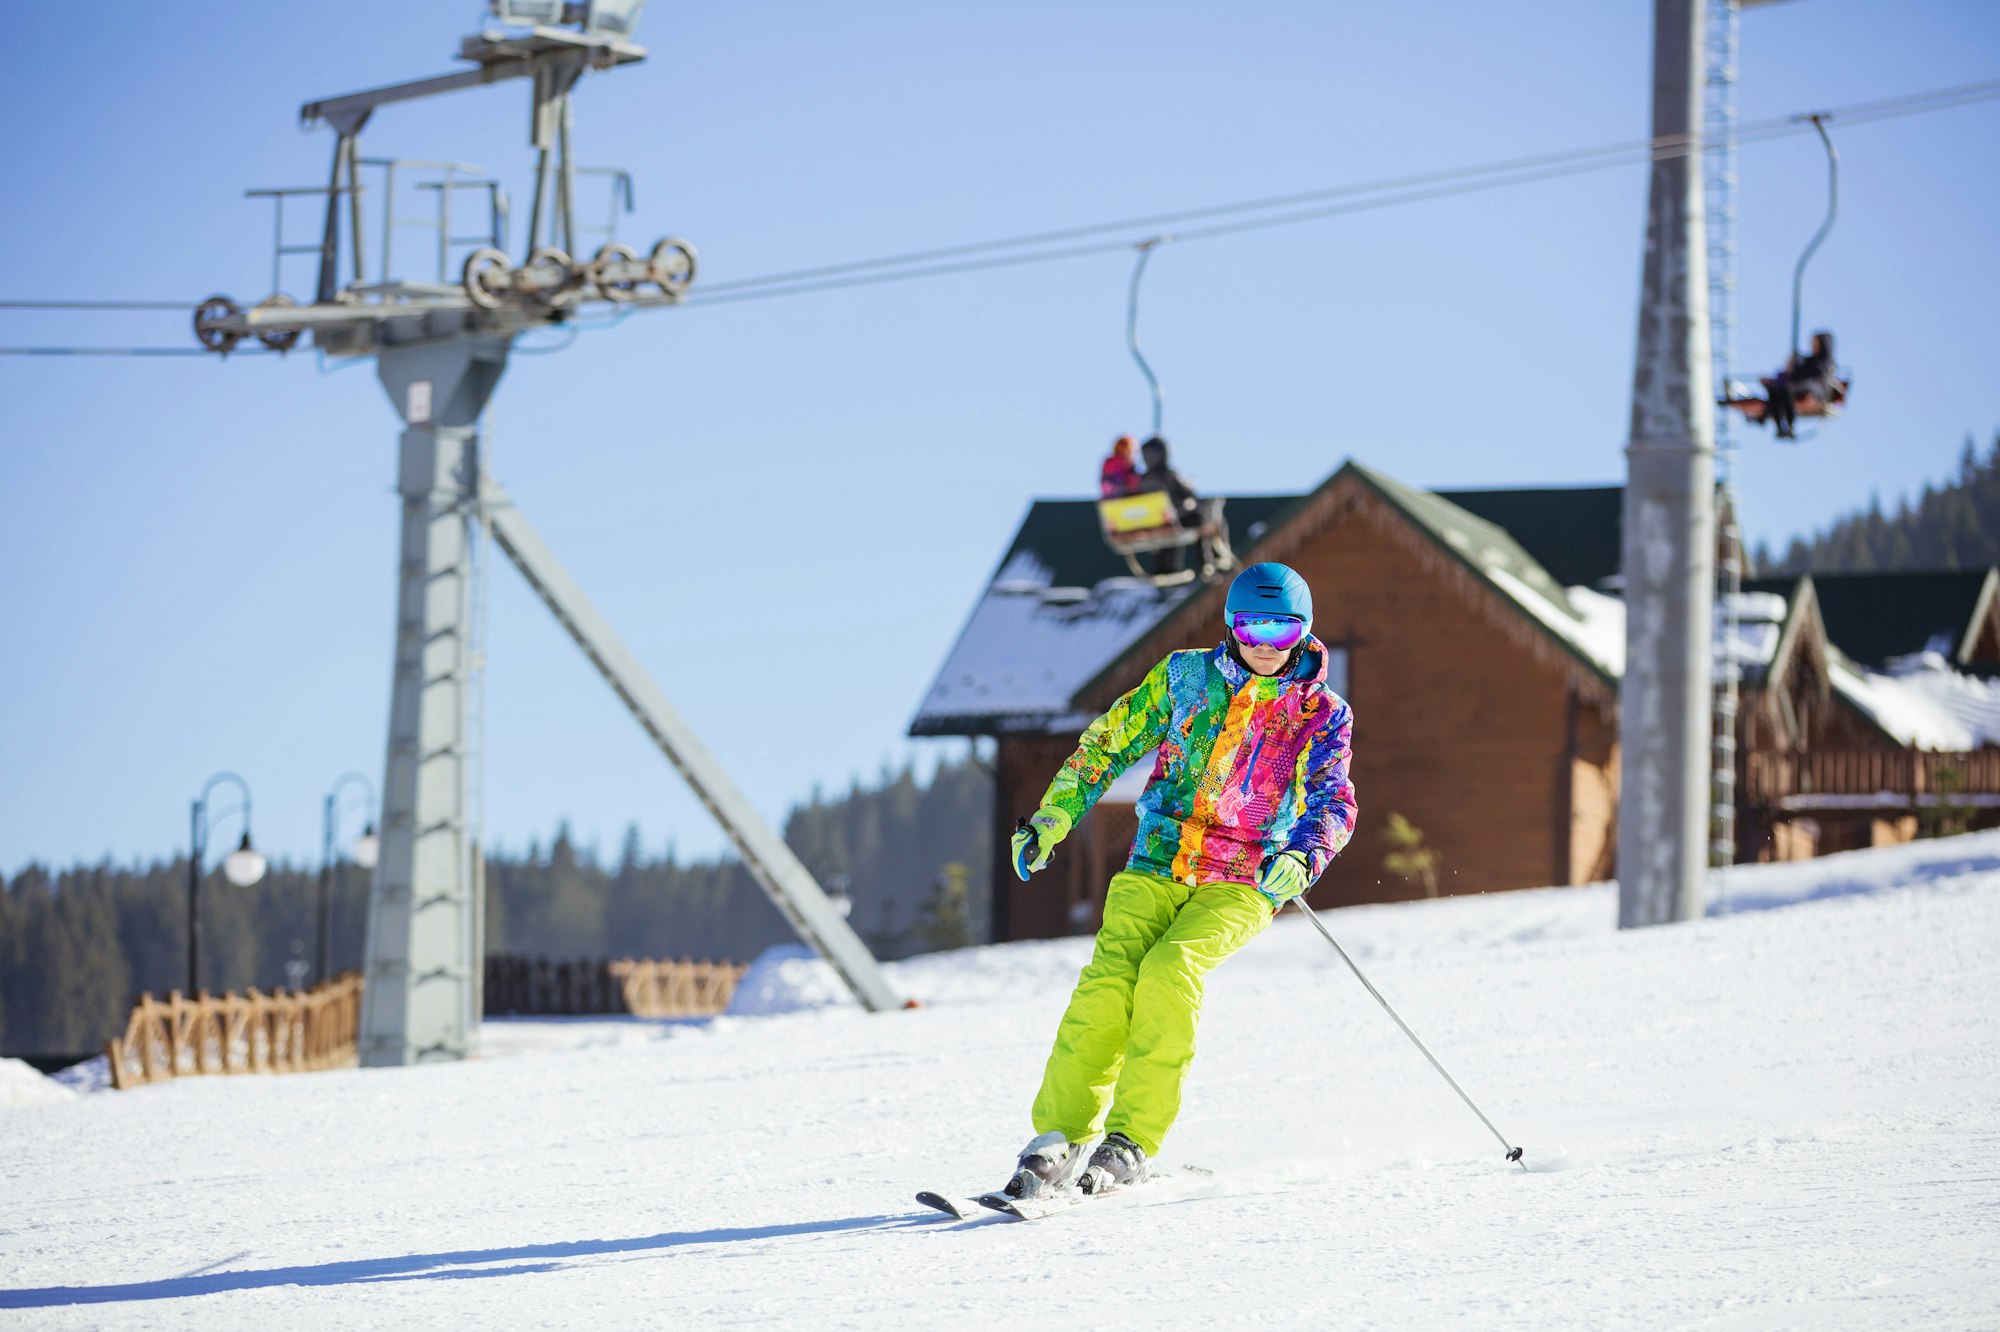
[1138,436,1203,574]
[1100,435,1142,498]
[1767,330,1837,440]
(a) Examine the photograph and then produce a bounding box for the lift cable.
[680,77,1998,307]
[687,76,2000,299]
[3,76,1994,353]
[0,345,276,357]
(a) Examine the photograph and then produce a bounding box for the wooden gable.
[1962,569,2000,669]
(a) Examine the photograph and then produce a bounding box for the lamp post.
[319,772,379,985]
[188,772,268,997]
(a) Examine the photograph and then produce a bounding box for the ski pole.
[1290,897,1527,1170]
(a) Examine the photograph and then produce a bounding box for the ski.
[914,1191,987,1221]
[971,1165,1211,1223]
[976,1189,1079,1221]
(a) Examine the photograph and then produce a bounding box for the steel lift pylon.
[196,3,903,1065]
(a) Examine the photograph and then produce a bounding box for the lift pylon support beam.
[359,336,509,1065]
[476,474,904,1013]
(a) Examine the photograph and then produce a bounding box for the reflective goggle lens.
[1230,614,1305,651]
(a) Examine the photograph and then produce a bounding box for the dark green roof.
[999,481,1624,610]
[997,492,1303,590]
[1742,571,1994,669]
[1434,485,1624,590]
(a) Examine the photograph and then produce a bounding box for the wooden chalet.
[912,462,2000,943]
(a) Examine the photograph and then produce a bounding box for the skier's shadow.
[0,1214,916,1309]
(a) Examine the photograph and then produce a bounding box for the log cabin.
[912,461,2000,942]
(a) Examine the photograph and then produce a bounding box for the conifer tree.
[1771,431,2000,574]
[0,755,996,1052]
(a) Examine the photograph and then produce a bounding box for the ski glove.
[1255,850,1310,908]
[1011,806,1073,880]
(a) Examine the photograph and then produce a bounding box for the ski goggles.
[1229,613,1306,651]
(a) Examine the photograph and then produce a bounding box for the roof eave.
[909,710,1084,739]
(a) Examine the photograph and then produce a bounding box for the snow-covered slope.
[5,833,1999,1329]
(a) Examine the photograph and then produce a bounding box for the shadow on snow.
[1710,847,2000,916]
[0,1213,912,1309]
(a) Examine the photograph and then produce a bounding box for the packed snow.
[0,1057,76,1108]
[4,832,1999,1328]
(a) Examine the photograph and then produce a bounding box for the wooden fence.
[608,958,749,1018]
[484,955,748,1019]
[106,972,363,1091]
[105,957,749,1089]
[1745,750,2000,803]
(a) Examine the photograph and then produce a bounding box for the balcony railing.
[1745,749,2000,805]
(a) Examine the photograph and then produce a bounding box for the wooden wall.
[1734,605,1912,864]
[989,476,1622,939]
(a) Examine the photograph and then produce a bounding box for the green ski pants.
[1031,869,1274,1157]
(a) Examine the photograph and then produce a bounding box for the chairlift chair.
[1091,238,1238,585]
[1721,373,1850,427]
[1721,113,1852,441]
[1097,491,1235,586]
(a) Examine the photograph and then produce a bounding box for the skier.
[1002,561,1356,1200]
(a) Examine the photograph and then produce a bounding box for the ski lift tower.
[195,1,903,1066]
[1620,0,1716,929]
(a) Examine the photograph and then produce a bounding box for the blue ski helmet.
[1224,562,1312,628]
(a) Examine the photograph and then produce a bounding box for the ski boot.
[1076,1132,1147,1196]
[1003,1130,1084,1200]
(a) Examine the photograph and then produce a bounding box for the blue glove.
[1255,850,1310,908]
[1011,806,1073,880]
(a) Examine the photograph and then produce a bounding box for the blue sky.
[2,1,1996,874]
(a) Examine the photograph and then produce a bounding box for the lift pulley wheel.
[524,246,580,309]
[462,248,513,311]
[193,295,245,355]
[590,242,644,302]
[254,294,301,353]
[649,237,698,297]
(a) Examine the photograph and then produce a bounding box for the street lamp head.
[223,832,268,887]
[351,824,380,871]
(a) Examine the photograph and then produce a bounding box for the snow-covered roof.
[911,552,1191,735]
[1835,652,2000,751]
[1714,590,1789,682]
[911,494,1300,735]
[1534,583,1999,751]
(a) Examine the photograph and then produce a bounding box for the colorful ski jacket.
[1040,636,1357,890]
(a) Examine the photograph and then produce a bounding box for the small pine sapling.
[1383,812,1440,898]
